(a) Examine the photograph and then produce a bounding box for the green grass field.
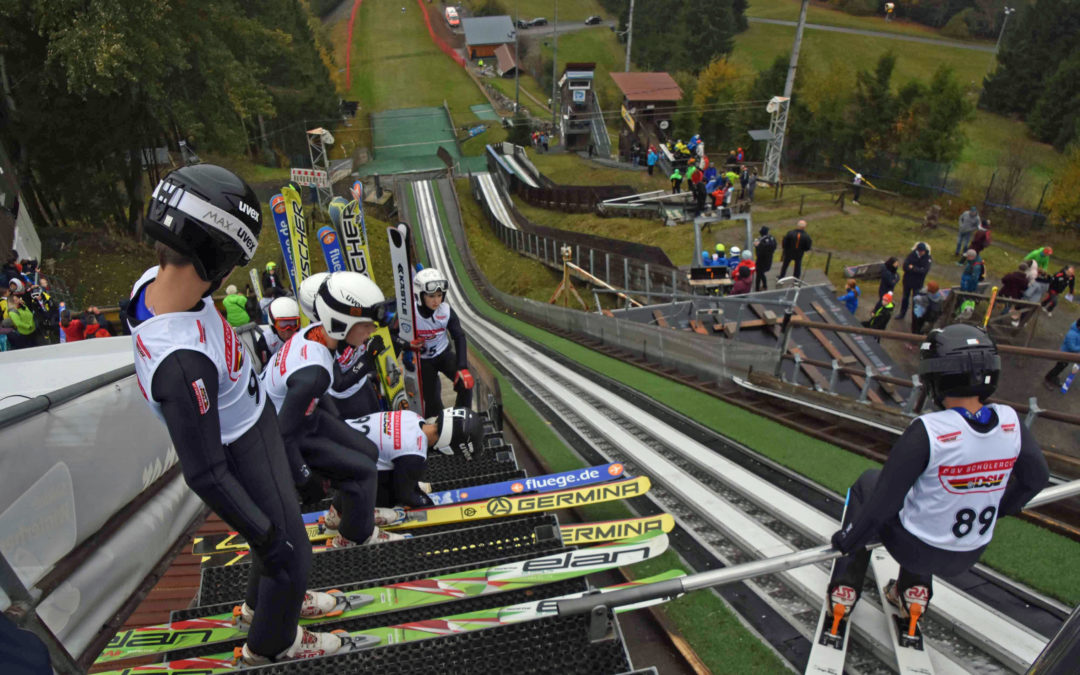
[746,0,992,43]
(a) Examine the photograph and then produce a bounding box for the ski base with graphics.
[430,462,626,505]
[197,513,675,567]
[870,548,935,675]
[193,477,651,553]
[97,568,684,675]
[97,533,670,665]
[388,223,423,413]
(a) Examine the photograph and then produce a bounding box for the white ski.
[805,498,856,675]
[869,548,935,675]
[388,222,425,414]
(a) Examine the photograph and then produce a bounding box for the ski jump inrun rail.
[408,178,1068,675]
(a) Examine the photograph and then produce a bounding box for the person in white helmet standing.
[410,267,472,416]
[260,271,406,549]
[255,295,301,365]
[124,165,348,665]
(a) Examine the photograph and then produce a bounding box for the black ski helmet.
[433,408,485,457]
[918,324,1000,408]
[145,165,261,290]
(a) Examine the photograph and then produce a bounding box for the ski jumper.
[830,404,1048,599]
[415,301,471,415]
[127,266,309,658]
[345,410,433,509]
[260,323,379,543]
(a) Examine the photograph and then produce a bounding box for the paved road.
[748,17,996,53]
[518,20,615,38]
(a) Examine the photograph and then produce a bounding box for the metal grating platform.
[197,515,560,605]
[243,610,631,675]
[425,444,518,483]
[426,468,525,491]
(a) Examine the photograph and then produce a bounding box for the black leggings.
[300,410,378,543]
[420,348,472,417]
[829,470,934,606]
[231,405,312,657]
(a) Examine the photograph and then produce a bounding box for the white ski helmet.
[741,249,753,261]
[413,267,448,299]
[298,271,330,322]
[729,245,740,258]
[268,297,300,334]
[432,408,485,456]
[314,271,387,340]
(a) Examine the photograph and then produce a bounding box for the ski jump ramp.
[476,172,517,231]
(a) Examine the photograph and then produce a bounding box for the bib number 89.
[952,506,996,538]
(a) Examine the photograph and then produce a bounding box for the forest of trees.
[0,0,339,234]
[981,0,1080,151]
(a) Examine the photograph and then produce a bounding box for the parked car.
[585,15,603,25]
[517,17,547,28]
[445,6,460,27]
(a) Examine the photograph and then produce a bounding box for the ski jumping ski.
[388,222,424,413]
[97,532,670,664]
[196,514,676,567]
[316,225,346,273]
[869,548,935,675]
[428,462,627,505]
[281,184,311,327]
[247,269,262,304]
[191,476,652,554]
[805,494,854,675]
[97,568,685,674]
[268,193,297,292]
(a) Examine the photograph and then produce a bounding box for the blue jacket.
[702,251,712,267]
[1062,323,1080,354]
[838,287,860,314]
[647,151,658,166]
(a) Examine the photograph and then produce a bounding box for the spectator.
[727,245,742,270]
[1044,318,1080,389]
[739,165,749,199]
[81,309,113,339]
[3,292,36,349]
[710,184,727,210]
[838,279,860,314]
[647,146,657,176]
[873,257,900,313]
[1000,263,1030,300]
[1042,266,1076,315]
[736,249,756,278]
[970,220,992,256]
[261,261,286,293]
[541,133,549,152]
[959,249,985,293]
[60,308,88,343]
[779,220,812,280]
[863,292,894,331]
[244,284,259,322]
[911,281,944,334]
[1024,246,1052,272]
[701,250,712,267]
[731,265,752,295]
[896,242,932,321]
[724,169,739,190]
[851,173,863,205]
[955,206,980,257]
[1,251,23,287]
[222,284,250,327]
[670,167,683,194]
[735,147,745,162]
[753,226,777,291]
[747,169,758,202]
[726,150,738,168]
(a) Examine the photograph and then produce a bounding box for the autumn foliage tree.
[1045,147,1080,227]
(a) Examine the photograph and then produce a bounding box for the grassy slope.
[747,0,992,42]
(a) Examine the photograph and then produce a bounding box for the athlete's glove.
[830,524,856,555]
[454,369,475,390]
[365,334,386,360]
[410,337,425,351]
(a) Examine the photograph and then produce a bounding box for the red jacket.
[62,319,86,342]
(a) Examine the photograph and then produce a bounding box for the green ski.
[98,568,684,674]
[97,532,669,665]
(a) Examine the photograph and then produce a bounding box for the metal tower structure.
[306,127,334,212]
[762,96,789,185]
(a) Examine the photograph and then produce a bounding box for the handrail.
[0,364,135,430]
[556,480,1080,617]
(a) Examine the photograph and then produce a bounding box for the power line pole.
[784,0,809,98]
[624,0,635,72]
[763,0,808,184]
[551,0,558,126]
[514,0,520,112]
[995,6,1015,55]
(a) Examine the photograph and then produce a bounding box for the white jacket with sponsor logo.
[346,410,427,471]
[899,404,1022,551]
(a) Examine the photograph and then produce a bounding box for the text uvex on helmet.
[298,271,330,322]
[413,267,449,298]
[919,324,1000,408]
[315,272,387,340]
[268,297,300,334]
[145,165,261,292]
[433,408,485,457]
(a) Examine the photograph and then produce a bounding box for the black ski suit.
[276,365,379,543]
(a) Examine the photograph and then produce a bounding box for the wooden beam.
[810,301,905,404]
[689,320,708,335]
[748,303,782,339]
[652,310,670,328]
[602,309,615,318]
[788,346,831,390]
